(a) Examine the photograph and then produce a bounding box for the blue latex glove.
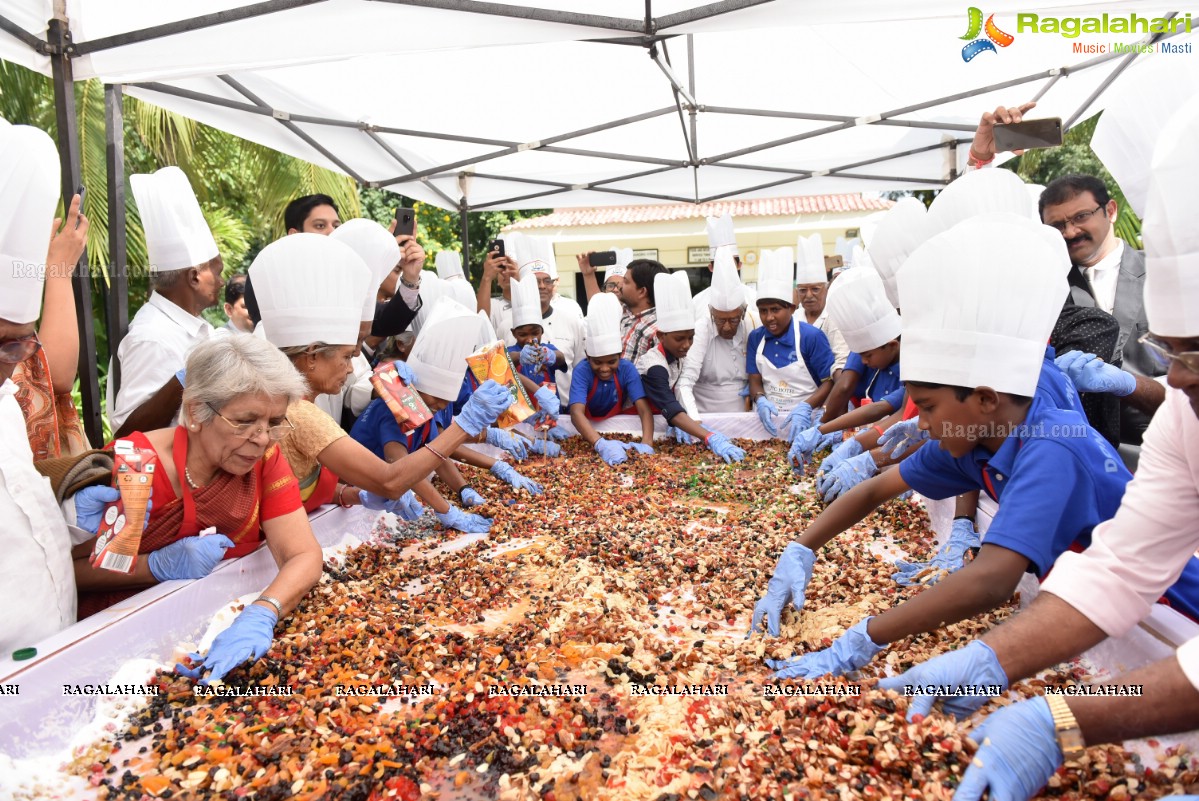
[529,438,562,457]
[391,360,416,385]
[73,485,121,534]
[766,617,885,679]
[954,697,1061,801]
[359,489,404,512]
[787,425,824,469]
[750,542,816,637]
[783,402,813,441]
[877,640,1008,721]
[671,426,698,445]
[811,407,824,426]
[755,396,780,437]
[893,518,980,587]
[706,432,745,464]
[519,343,552,367]
[435,506,492,533]
[147,533,235,581]
[818,437,863,478]
[174,367,187,387]
[628,442,654,456]
[456,380,516,437]
[177,604,276,684]
[1055,350,1136,397]
[594,438,630,466]
[485,426,532,460]
[817,451,877,502]
[532,386,560,418]
[877,418,928,460]
[459,487,486,507]
[545,425,572,442]
[393,490,424,521]
[490,461,543,495]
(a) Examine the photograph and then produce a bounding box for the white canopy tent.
[1,0,1194,438]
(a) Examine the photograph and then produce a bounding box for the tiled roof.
[506,194,893,229]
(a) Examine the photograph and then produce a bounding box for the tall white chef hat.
[436,250,465,281]
[606,248,634,281]
[926,168,1036,237]
[511,272,543,330]
[794,234,827,285]
[410,272,444,336]
[517,235,558,281]
[867,197,929,308]
[250,233,371,348]
[655,270,694,333]
[705,213,737,257]
[443,277,477,313]
[330,218,401,322]
[1143,94,1199,338]
[585,292,623,358]
[0,124,59,324]
[826,264,901,353]
[130,166,219,273]
[757,247,795,304]
[708,246,745,312]
[899,213,1069,397]
[408,296,480,401]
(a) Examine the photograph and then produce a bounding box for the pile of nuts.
[74,437,1197,800]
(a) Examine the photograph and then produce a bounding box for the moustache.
[1066,233,1092,246]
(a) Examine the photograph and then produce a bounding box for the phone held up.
[992,117,1063,153]
[76,185,86,229]
[489,239,505,258]
[394,207,416,238]
[588,250,618,268]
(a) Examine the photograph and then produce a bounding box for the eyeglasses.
[710,314,743,329]
[206,403,295,441]
[535,277,557,289]
[1046,205,1105,232]
[0,333,41,365]
[1139,333,1199,374]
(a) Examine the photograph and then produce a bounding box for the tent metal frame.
[0,0,1185,441]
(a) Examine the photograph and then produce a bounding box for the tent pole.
[48,13,104,445]
[104,83,129,402]
[458,196,471,283]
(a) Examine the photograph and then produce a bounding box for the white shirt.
[0,381,76,653]
[814,307,850,372]
[108,293,213,431]
[1041,386,1199,690]
[1082,238,1124,316]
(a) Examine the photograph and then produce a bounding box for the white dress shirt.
[107,293,213,431]
[814,307,850,373]
[0,380,76,653]
[1083,238,1124,316]
[1041,386,1199,690]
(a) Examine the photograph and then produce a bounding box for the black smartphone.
[489,239,505,258]
[394,206,416,237]
[588,250,617,268]
[75,185,85,228]
[992,117,1063,152]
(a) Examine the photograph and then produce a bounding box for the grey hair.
[150,267,188,291]
[181,336,308,426]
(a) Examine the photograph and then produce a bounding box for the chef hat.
[410,272,444,336]
[330,218,401,322]
[436,250,465,281]
[408,296,480,401]
[899,213,1069,397]
[0,124,59,324]
[443,277,477,313]
[606,247,634,281]
[1143,94,1199,337]
[757,247,795,304]
[1092,57,1199,218]
[867,197,929,308]
[655,270,694,333]
[517,235,558,281]
[826,265,901,353]
[130,166,219,273]
[250,233,371,348]
[794,234,827,285]
[477,310,499,342]
[834,236,855,264]
[511,273,543,330]
[705,213,737,256]
[926,168,1036,238]
[585,292,623,358]
[708,245,746,312]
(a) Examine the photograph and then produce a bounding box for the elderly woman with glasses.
[71,335,323,653]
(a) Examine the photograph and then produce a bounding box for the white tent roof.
[2,0,1193,210]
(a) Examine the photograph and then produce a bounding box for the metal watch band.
[1045,694,1086,761]
[256,595,283,618]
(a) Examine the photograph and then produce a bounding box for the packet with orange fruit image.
[465,340,536,429]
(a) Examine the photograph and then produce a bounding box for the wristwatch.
[1045,694,1086,761]
[255,595,284,618]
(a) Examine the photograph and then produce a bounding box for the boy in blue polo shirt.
[751,214,1132,682]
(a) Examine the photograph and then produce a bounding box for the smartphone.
[76,185,85,228]
[588,250,618,268]
[992,117,1063,152]
[823,254,843,270]
[489,239,505,258]
[394,206,416,237]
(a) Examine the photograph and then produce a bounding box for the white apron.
[695,334,749,413]
[756,318,817,415]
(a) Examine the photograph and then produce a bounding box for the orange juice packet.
[91,440,158,574]
[370,361,435,432]
[465,341,536,429]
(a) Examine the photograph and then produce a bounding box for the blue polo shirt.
[508,342,565,389]
[350,397,453,457]
[899,392,1131,577]
[1038,345,1078,411]
[746,320,834,384]
[844,351,905,411]
[568,358,645,419]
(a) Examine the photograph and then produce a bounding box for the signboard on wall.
[632,249,658,261]
[687,246,712,264]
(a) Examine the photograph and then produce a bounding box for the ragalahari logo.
[960,7,1015,61]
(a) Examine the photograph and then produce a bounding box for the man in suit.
[1038,174,1165,445]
